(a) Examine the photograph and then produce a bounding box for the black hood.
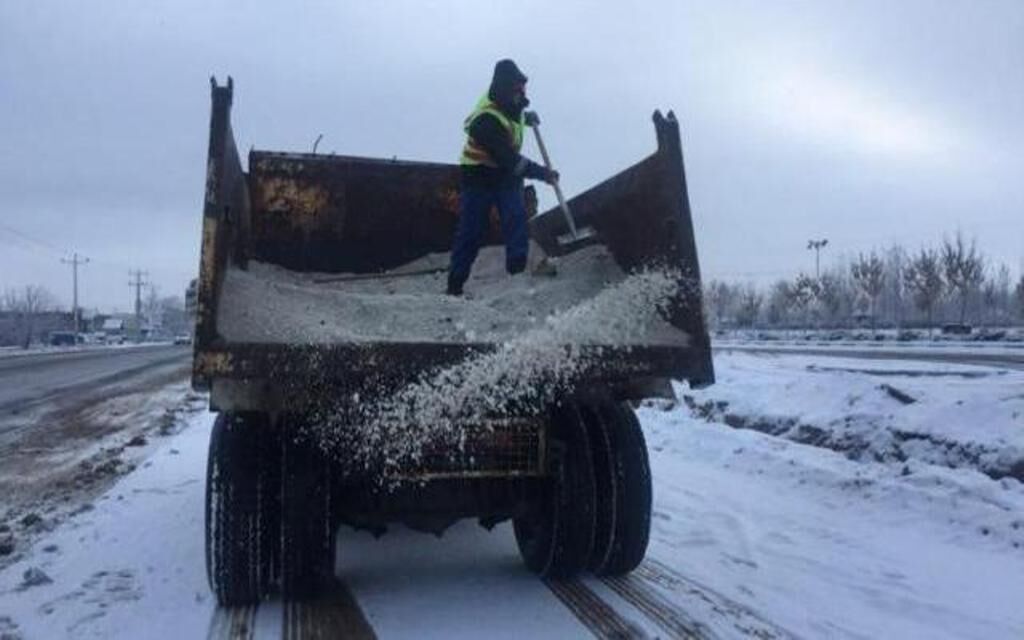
[488,59,529,117]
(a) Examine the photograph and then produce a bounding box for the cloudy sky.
[1,0,1021,312]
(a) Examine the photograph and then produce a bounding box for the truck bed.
[192,78,713,406]
[216,244,689,346]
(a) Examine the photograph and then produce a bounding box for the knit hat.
[492,59,527,87]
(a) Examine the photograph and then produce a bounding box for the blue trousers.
[448,184,529,288]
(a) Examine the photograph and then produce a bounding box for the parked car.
[941,323,972,336]
[173,334,193,345]
[49,331,82,346]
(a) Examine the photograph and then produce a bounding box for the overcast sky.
[1,0,1021,312]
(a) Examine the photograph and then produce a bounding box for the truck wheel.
[513,402,596,577]
[584,401,651,576]
[205,412,281,605]
[279,423,336,599]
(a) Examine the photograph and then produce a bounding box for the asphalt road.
[0,345,192,416]
[715,343,1024,371]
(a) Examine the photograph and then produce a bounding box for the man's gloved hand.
[543,168,559,184]
[524,111,540,127]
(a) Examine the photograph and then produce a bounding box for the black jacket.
[462,113,546,189]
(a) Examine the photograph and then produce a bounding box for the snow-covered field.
[1,352,1022,639]
[716,327,1024,347]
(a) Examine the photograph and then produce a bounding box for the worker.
[447,59,558,296]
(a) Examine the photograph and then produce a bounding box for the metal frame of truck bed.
[192,77,713,415]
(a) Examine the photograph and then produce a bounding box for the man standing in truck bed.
[446,59,558,296]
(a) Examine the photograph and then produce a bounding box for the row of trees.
[0,285,59,348]
[704,232,1024,331]
[0,284,190,347]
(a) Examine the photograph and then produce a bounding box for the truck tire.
[513,402,596,577]
[585,401,651,576]
[205,412,281,605]
[279,424,336,599]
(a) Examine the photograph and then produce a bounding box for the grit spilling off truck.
[192,77,713,605]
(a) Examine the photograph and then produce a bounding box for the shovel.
[525,112,597,248]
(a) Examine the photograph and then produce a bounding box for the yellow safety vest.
[459,94,525,167]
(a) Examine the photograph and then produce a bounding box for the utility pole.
[807,239,829,279]
[61,253,89,337]
[129,270,149,339]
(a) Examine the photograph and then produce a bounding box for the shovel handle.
[528,121,579,237]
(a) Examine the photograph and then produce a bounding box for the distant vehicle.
[941,323,972,336]
[173,334,192,345]
[49,331,83,346]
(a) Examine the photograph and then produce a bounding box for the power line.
[0,222,67,255]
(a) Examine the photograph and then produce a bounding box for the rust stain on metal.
[205,160,218,207]
[254,176,329,220]
[196,351,234,376]
[200,219,219,291]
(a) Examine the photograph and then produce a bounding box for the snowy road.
[0,345,190,417]
[1,351,1022,639]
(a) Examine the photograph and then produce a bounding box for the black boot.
[446,272,464,297]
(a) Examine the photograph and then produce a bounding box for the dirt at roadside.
[0,366,205,572]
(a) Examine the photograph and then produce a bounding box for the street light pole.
[807,239,829,279]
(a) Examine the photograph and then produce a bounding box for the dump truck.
[193,77,714,605]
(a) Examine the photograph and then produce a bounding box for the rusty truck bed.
[192,78,713,409]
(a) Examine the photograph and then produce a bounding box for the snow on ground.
[642,407,1024,639]
[0,409,215,639]
[678,352,1024,482]
[2,352,1023,638]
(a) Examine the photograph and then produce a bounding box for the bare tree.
[766,280,793,327]
[735,285,762,328]
[990,264,1012,326]
[941,232,985,325]
[6,285,56,348]
[704,280,736,329]
[817,271,847,327]
[882,245,906,327]
[903,249,944,335]
[1016,276,1024,321]
[1,288,18,313]
[791,274,821,329]
[143,285,162,333]
[851,251,885,329]
[158,295,189,335]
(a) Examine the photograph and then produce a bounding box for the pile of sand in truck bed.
[216,244,690,346]
[314,265,693,476]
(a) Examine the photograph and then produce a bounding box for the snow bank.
[676,351,1024,481]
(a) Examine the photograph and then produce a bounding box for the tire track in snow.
[206,604,256,640]
[282,586,376,640]
[637,559,802,639]
[206,584,376,640]
[600,574,705,639]
[544,578,645,639]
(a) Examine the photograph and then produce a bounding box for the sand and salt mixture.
[315,266,692,478]
[218,244,694,479]
[217,244,688,346]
